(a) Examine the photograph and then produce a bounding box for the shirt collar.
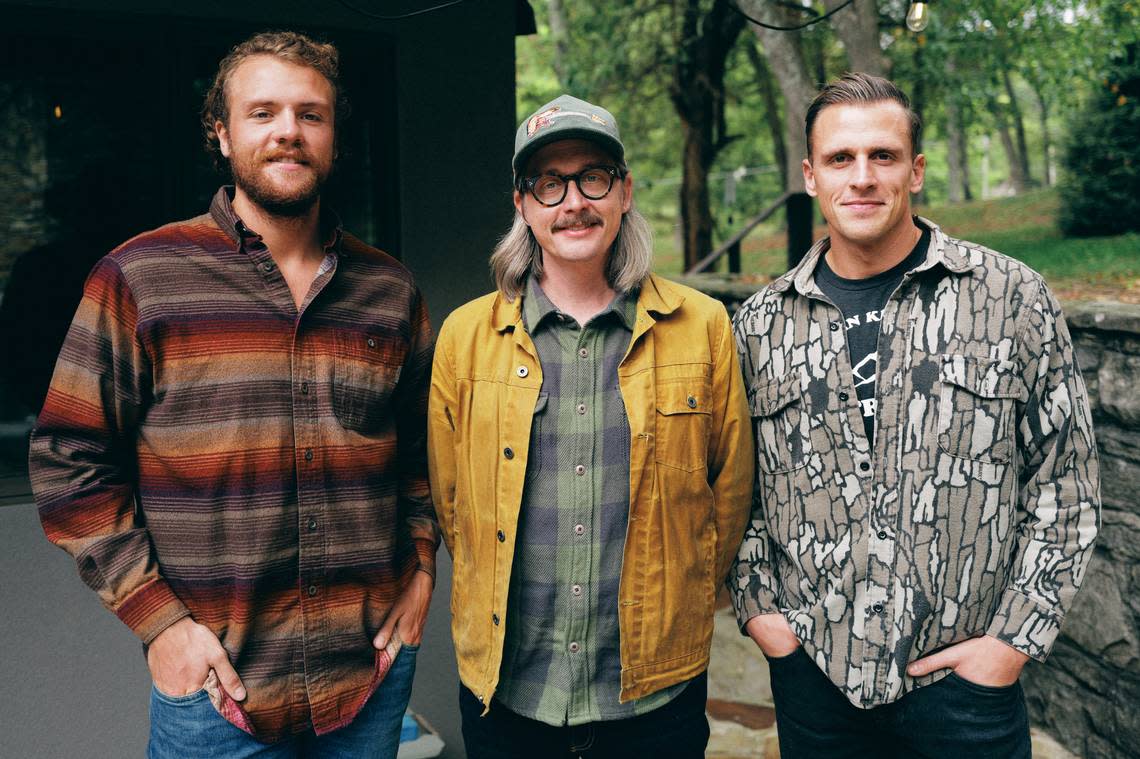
[522,275,638,332]
[207,186,345,253]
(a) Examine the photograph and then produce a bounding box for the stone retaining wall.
[679,275,1140,759]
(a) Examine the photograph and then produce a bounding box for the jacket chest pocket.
[937,354,1022,464]
[750,372,809,474]
[654,378,712,472]
[332,329,406,433]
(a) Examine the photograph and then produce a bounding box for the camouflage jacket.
[731,217,1100,708]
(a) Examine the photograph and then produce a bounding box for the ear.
[802,158,818,198]
[620,172,634,213]
[216,120,232,158]
[513,190,529,225]
[910,153,926,194]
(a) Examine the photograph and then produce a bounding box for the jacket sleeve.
[394,288,441,581]
[728,307,783,628]
[986,281,1100,660]
[29,257,190,645]
[426,318,459,557]
[707,305,755,591]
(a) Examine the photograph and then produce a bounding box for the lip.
[554,222,600,237]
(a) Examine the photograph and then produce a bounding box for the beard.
[229,146,332,218]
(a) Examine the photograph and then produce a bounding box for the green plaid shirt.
[495,277,686,725]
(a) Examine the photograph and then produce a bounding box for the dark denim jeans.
[768,647,1031,759]
[147,643,419,759]
[459,672,709,759]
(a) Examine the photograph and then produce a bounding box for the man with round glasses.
[427,94,754,757]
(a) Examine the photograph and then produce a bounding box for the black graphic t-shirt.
[815,228,930,446]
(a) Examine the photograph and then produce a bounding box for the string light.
[906,1,931,32]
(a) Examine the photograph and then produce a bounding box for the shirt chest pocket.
[937,354,1022,464]
[332,329,407,434]
[654,378,712,472]
[750,372,809,474]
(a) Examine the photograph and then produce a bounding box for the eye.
[830,154,850,166]
[537,177,563,194]
[580,169,607,186]
[251,110,272,120]
[873,151,894,161]
[301,112,324,122]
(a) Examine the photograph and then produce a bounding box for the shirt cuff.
[732,572,781,633]
[413,537,437,583]
[985,589,1063,662]
[115,577,191,645]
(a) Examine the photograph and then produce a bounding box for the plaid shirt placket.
[495,278,684,725]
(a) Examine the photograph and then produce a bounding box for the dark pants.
[459,673,710,759]
[768,648,1031,759]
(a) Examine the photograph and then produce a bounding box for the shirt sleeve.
[29,256,190,645]
[729,308,784,628]
[393,287,441,582]
[986,281,1101,660]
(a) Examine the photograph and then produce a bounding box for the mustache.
[552,211,603,231]
[264,149,311,164]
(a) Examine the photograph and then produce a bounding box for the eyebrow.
[822,145,902,160]
[531,162,614,176]
[240,99,332,110]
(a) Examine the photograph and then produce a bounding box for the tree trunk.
[912,43,926,206]
[546,0,571,90]
[1001,68,1034,188]
[945,57,972,202]
[669,0,744,270]
[745,39,787,190]
[824,0,889,76]
[990,95,1028,194]
[1029,78,1053,185]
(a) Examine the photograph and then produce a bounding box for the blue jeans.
[147,644,419,759]
[768,647,1031,759]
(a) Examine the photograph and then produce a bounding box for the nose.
[560,178,588,211]
[850,156,875,189]
[273,110,301,143]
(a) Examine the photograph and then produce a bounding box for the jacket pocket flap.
[657,379,713,415]
[940,354,1023,399]
[749,372,801,417]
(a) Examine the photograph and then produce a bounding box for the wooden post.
[786,192,813,271]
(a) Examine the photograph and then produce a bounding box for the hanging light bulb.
[906,1,930,32]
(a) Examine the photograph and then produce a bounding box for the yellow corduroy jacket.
[428,273,754,711]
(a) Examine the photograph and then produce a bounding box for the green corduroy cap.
[512,94,625,178]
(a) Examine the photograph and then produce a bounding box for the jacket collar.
[491,272,683,333]
[771,215,976,297]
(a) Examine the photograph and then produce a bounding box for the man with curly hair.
[30,30,437,758]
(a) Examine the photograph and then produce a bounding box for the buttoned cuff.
[732,573,781,633]
[115,577,191,645]
[413,538,437,583]
[986,589,1063,662]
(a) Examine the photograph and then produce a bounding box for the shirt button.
[578,348,588,358]
[504,447,514,460]
[872,602,884,614]
[301,382,309,395]
[839,391,849,402]
[304,448,314,461]
[262,261,275,272]
[576,403,586,415]
[877,530,888,540]
[574,464,585,476]
[568,641,580,653]
[497,530,505,542]
[516,366,529,378]
[308,585,318,597]
[572,584,582,596]
[859,461,871,472]
[308,518,318,531]
[366,338,376,348]
[830,322,840,331]
[574,524,585,536]
[492,613,500,626]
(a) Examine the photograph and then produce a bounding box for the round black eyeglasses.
[519,166,623,207]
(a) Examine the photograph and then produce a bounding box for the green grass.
[652,188,1140,299]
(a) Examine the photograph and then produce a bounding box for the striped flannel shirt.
[29,187,439,742]
[495,277,685,724]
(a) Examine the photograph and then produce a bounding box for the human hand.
[147,617,246,700]
[373,570,434,650]
[906,635,1029,687]
[744,613,801,658]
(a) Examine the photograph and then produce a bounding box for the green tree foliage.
[1059,43,1140,236]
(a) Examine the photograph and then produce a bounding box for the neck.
[825,220,921,280]
[231,187,324,264]
[537,255,615,325]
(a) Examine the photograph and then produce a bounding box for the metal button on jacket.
[516,366,528,378]
[504,447,514,459]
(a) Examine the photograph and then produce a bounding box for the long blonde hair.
[490,203,654,300]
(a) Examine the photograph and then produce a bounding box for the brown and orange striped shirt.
[29,187,438,742]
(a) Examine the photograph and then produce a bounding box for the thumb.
[373,613,399,650]
[907,648,954,678]
[212,655,247,701]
